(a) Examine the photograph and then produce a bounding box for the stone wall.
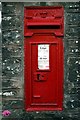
[1,2,80,120]
[0,2,2,120]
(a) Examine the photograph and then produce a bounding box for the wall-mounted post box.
[24,6,64,111]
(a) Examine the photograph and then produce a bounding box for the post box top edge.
[24,6,64,9]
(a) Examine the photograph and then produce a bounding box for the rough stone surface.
[1,2,80,120]
[0,2,2,120]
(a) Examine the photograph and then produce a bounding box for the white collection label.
[38,44,49,70]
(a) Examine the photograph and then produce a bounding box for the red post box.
[24,6,64,111]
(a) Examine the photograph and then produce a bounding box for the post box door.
[24,35,64,111]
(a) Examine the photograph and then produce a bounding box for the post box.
[24,6,64,111]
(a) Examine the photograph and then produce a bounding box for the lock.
[34,73,47,81]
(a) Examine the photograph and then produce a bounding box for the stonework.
[1,2,80,120]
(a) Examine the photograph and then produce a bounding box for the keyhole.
[42,75,44,77]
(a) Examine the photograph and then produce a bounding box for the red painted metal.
[24,6,64,111]
[24,6,64,37]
